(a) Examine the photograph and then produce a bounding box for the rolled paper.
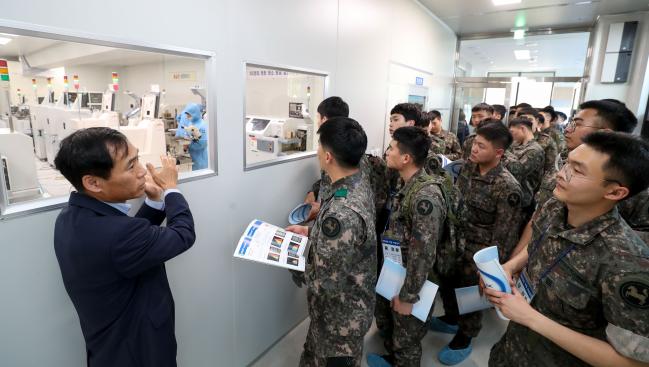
[474,246,511,320]
[288,203,312,225]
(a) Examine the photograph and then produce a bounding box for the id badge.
[516,270,536,304]
[381,237,403,266]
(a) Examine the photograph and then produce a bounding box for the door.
[451,81,512,133]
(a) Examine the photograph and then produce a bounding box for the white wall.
[118,58,207,116]
[585,12,649,135]
[7,61,124,105]
[336,0,456,152]
[245,68,326,119]
[0,1,456,366]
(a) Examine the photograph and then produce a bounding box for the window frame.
[242,61,329,171]
[0,20,218,219]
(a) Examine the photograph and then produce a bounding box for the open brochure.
[375,259,439,322]
[233,219,309,272]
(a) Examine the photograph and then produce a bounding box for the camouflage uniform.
[535,131,558,176]
[294,156,388,288]
[544,126,565,153]
[503,139,545,209]
[312,155,389,213]
[538,151,649,245]
[461,134,476,161]
[432,130,463,161]
[300,171,377,367]
[424,148,457,224]
[382,148,402,194]
[535,150,567,210]
[489,197,649,366]
[429,134,447,158]
[536,131,558,187]
[374,169,447,367]
[618,188,649,245]
[439,161,523,338]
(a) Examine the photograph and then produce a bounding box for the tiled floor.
[251,302,508,367]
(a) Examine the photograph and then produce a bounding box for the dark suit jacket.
[54,192,195,367]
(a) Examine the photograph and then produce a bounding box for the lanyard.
[526,223,576,285]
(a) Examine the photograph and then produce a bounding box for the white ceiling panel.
[419,0,649,36]
[459,32,590,76]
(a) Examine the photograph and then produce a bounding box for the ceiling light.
[514,49,531,60]
[0,37,12,45]
[493,0,521,5]
[575,1,592,5]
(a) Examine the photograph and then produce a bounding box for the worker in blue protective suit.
[175,103,208,170]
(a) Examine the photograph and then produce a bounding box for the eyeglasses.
[556,159,619,185]
[564,120,604,133]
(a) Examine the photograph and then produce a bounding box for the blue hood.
[182,103,203,123]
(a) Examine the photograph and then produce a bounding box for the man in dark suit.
[53,127,196,367]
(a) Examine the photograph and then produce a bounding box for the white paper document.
[375,259,439,322]
[455,286,493,315]
[233,219,309,272]
[438,154,452,168]
[473,246,511,320]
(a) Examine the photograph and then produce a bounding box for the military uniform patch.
[416,199,434,216]
[322,217,341,238]
[507,192,521,207]
[428,156,441,172]
[619,281,649,309]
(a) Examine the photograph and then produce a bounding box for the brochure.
[455,285,493,315]
[233,219,309,272]
[375,259,439,322]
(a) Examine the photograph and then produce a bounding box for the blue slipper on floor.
[366,353,393,367]
[429,317,459,334]
[438,344,472,365]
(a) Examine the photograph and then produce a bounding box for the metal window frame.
[451,26,594,131]
[451,76,584,127]
[242,61,329,172]
[0,19,218,220]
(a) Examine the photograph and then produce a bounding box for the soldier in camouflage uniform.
[304,96,353,218]
[543,126,565,154]
[367,127,447,367]
[504,118,546,219]
[539,106,566,153]
[518,108,558,181]
[383,103,424,192]
[461,103,494,160]
[418,111,456,188]
[432,122,523,365]
[517,100,642,260]
[297,97,389,288]
[424,110,463,160]
[487,132,649,367]
[289,117,376,367]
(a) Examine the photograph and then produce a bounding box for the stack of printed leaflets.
[233,219,309,272]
